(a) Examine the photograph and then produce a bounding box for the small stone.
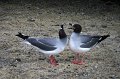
[48,29,52,31]
[48,70,52,72]
[43,34,49,36]
[51,24,60,26]
[54,69,57,70]
[39,12,42,14]
[15,58,21,62]
[10,64,17,67]
[95,65,98,68]
[115,50,117,52]
[63,69,66,71]
[28,52,30,54]
[56,55,60,57]
[38,58,45,60]
[27,6,31,9]
[90,25,96,27]
[68,64,70,66]
[27,18,35,22]
[101,25,107,28]
[41,24,45,26]
[109,75,116,79]
[68,55,74,58]
[74,68,78,71]
[58,12,61,14]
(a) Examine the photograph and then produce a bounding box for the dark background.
[0,0,120,5]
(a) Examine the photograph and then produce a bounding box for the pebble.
[90,25,96,27]
[109,75,117,79]
[101,25,107,28]
[38,57,46,60]
[27,18,35,22]
[68,64,70,67]
[10,64,17,67]
[15,58,21,62]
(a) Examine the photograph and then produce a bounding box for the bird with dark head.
[72,24,82,33]
[68,23,82,33]
[59,25,67,39]
[16,25,68,66]
[69,23,110,65]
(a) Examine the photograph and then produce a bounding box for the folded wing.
[79,35,101,48]
[26,38,57,51]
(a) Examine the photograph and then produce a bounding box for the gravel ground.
[0,0,120,79]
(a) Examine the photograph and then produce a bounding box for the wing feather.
[26,38,57,51]
[80,35,101,48]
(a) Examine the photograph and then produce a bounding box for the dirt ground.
[0,0,120,79]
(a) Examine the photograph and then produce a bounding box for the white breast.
[69,33,90,53]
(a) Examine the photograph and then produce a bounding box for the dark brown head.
[59,25,67,39]
[69,24,82,33]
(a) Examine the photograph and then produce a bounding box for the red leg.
[71,53,80,64]
[79,53,85,64]
[49,55,58,66]
[71,53,85,65]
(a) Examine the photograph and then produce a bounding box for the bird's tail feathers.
[98,34,110,43]
[16,32,29,40]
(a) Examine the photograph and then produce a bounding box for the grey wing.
[37,38,58,46]
[79,35,93,43]
[80,35,101,48]
[26,38,57,51]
